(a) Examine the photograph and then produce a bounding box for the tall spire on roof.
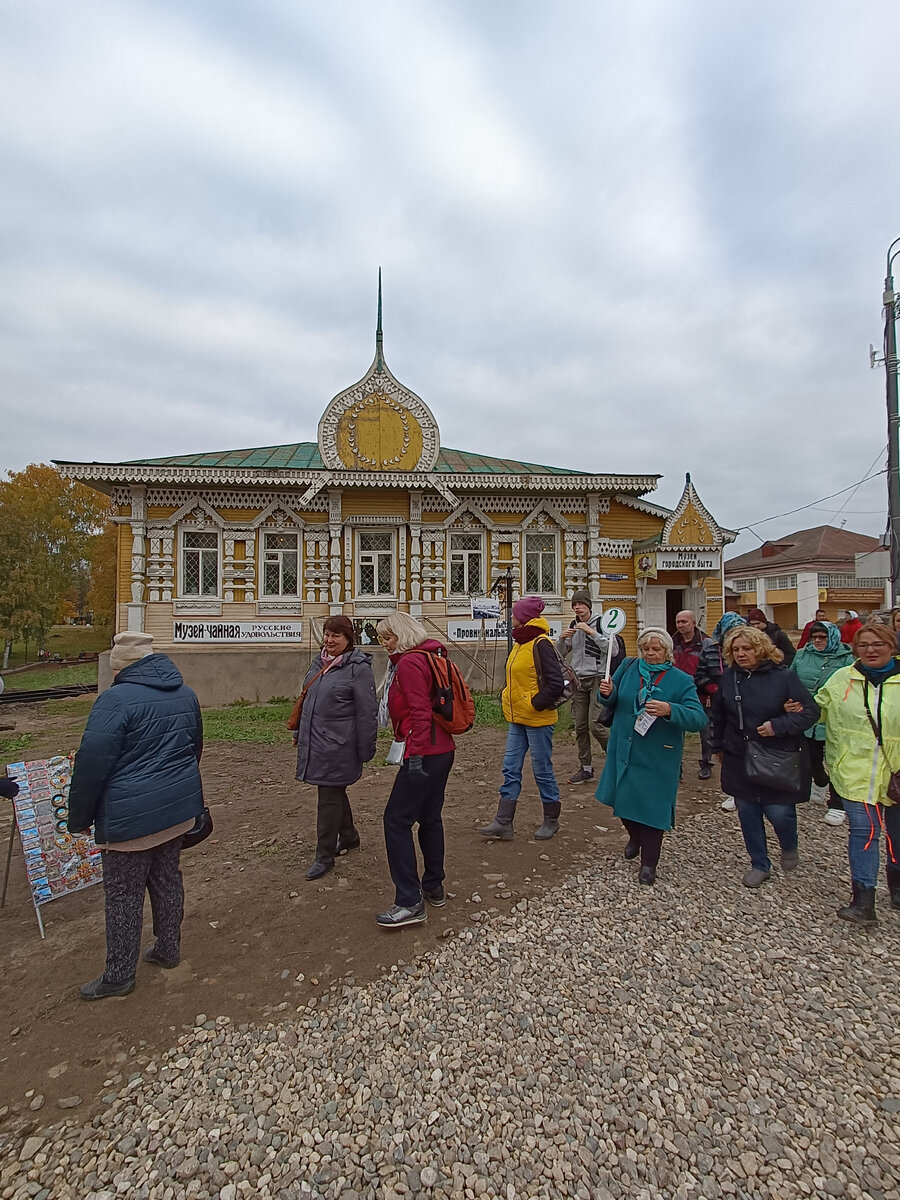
[375,267,384,374]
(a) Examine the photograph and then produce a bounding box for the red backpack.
[407,649,476,734]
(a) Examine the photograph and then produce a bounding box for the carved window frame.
[179,528,221,598]
[447,530,485,597]
[523,531,559,596]
[356,529,397,599]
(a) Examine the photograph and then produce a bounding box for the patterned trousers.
[100,837,184,984]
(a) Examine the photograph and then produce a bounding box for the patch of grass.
[200,691,572,747]
[1,733,33,762]
[471,690,573,733]
[43,697,97,716]
[473,691,506,728]
[202,701,293,744]
[253,840,286,857]
[4,663,98,691]
[4,624,108,669]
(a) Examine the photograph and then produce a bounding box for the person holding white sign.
[556,591,623,784]
[595,627,707,884]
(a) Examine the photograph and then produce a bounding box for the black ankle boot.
[886,865,900,911]
[535,802,561,840]
[837,881,877,926]
[480,798,516,840]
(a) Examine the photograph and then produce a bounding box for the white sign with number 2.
[599,607,628,680]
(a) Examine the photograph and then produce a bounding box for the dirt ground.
[0,704,720,1137]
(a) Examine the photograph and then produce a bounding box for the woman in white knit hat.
[595,627,707,884]
[68,632,205,999]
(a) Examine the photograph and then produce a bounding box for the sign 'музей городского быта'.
[656,550,721,571]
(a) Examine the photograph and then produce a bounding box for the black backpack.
[608,634,627,677]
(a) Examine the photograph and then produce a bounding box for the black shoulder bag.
[594,657,637,728]
[735,675,804,794]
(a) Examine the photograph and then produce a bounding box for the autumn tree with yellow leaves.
[0,464,112,666]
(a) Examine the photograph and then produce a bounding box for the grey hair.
[375,612,430,653]
[637,626,674,661]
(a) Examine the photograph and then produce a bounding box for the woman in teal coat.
[789,621,853,825]
[595,626,707,884]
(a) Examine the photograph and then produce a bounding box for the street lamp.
[884,238,900,604]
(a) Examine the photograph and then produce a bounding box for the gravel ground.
[4,806,899,1200]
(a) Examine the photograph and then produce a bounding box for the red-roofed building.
[724,526,890,630]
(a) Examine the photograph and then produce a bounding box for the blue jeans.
[736,799,797,872]
[500,723,560,806]
[843,799,900,887]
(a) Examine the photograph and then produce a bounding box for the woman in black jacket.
[294,616,378,881]
[710,625,818,888]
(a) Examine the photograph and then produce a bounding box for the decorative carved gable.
[434,501,492,530]
[520,501,571,531]
[164,497,226,529]
[662,477,722,548]
[249,500,306,530]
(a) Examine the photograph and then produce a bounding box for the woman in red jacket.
[374,612,455,928]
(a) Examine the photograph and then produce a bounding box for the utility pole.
[884,238,900,604]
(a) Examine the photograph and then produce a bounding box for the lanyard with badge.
[634,669,667,736]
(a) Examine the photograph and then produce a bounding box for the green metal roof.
[119,443,590,476]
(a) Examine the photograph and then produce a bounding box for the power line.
[737,465,888,532]
[830,446,887,527]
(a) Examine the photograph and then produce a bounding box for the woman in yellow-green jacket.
[815,622,900,925]
[479,596,565,842]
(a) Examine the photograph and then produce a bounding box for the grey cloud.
[1,0,899,567]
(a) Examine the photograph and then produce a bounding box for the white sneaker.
[721,796,736,812]
[823,808,846,826]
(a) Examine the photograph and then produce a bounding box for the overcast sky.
[2,0,898,561]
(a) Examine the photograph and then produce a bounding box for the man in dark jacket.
[747,609,796,665]
[68,632,204,1000]
[673,610,716,779]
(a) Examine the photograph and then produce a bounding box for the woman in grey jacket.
[295,616,378,880]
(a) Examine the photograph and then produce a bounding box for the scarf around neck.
[634,658,672,714]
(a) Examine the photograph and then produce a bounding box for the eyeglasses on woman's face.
[856,637,893,666]
[810,632,828,642]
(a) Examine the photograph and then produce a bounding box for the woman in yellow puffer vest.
[815,621,900,925]
[480,596,565,841]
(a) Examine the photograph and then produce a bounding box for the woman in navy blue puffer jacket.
[68,632,204,1000]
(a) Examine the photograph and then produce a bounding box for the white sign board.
[657,550,720,571]
[172,621,304,643]
[447,619,563,643]
[471,595,501,620]
[599,607,627,635]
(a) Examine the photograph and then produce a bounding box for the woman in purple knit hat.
[480,596,566,841]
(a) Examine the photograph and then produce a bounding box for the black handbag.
[594,658,636,728]
[182,805,213,849]
[735,679,804,794]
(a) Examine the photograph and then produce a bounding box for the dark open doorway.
[665,589,684,634]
